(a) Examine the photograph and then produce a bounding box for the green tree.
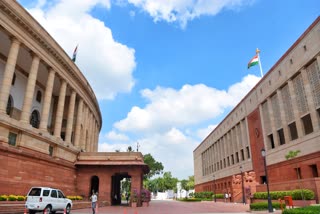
[127,146,133,152]
[143,153,164,179]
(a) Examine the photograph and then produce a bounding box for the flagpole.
[256,48,263,77]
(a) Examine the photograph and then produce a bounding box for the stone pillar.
[301,68,319,131]
[20,54,40,123]
[74,99,83,147]
[267,97,279,148]
[65,90,76,143]
[54,80,67,138]
[0,38,20,113]
[81,104,88,150]
[87,112,93,151]
[39,68,56,131]
[288,79,303,138]
[277,89,290,144]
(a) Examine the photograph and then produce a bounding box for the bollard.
[24,208,27,214]
[64,208,66,214]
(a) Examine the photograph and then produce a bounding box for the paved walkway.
[69,200,282,214]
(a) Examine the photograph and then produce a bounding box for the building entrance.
[111,173,131,206]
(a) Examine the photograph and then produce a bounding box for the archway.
[90,175,99,195]
[111,173,131,206]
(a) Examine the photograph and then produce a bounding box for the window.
[278,129,285,145]
[223,158,226,168]
[11,73,16,85]
[268,134,275,149]
[227,157,230,166]
[36,91,42,103]
[241,149,245,161]
[58,191,65,198]
[8,132,17,146]
[30,110,40,128]
[310,165,318,177]
[246,146,251,159]
[231,155,234,165]
[43,190,50,197]
[302,114,313,135]
[261,176,267,184]
[6,95,13,116]
[236,152,239,163]
[289,122,298,140]
[50,190,58,198]
[295,167,302,179]
[49,146,54,157]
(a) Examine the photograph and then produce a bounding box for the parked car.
[25,187,72,214]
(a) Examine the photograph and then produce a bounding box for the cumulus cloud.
[27,0,136,100]
[105,130,129,141]
[127,0,253,28]
[114,74,260,133]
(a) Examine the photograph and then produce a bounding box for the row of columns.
[202,118,249,176]
[259,57,320,150]
[0,37,100,152]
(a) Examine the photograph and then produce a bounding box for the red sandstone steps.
[0,201,92,214]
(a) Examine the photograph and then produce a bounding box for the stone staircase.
[0,201,91,214]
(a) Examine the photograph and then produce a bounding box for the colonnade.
[0,36,100,152]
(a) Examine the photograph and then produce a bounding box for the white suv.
[25,187,72,214]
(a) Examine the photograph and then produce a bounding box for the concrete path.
[69,200,282,214]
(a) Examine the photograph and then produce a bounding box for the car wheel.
[43,205,52,214]
[66,204,71,214]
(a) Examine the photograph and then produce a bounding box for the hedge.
[250,202,285,211]
[253,189,314,200]
[282,205,320,214]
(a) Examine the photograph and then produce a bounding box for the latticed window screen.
[293,74,309,115]
[241,119,248,146]
[237,124,242,147]
[281,85,294,122]
[262,102,271,134]
[307,60,320,108]
[271,94,281,129]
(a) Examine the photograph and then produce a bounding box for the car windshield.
[28,188,41,196]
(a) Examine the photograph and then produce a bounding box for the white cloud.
[196,124,217,140]
[106,130,129,141]
[27,0,136,100]
[108,75,260,179]
[127,0,253,28]
[115,74,260,133]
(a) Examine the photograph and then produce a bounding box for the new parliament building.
[194,17,320,203]
[0,0,148,206]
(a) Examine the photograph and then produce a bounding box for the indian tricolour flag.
[247,55,259,69]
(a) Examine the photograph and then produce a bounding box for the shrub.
[253,189,315,200]
[213,194,224,199]
[7,195,17,201]
[282,205,320,214]
[178,198,201,202]
[141,189,151,202]
[76,196,83,200]
[250,202,284,211]
[193,191,213,199]
[0,195,8,201]
[17,196,25,201]
[132,189,139,202]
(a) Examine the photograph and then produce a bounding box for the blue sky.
[19,0,319,179]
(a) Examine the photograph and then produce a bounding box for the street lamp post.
[213,175,216,202]
[261,148,273,213]
[239,165,246,204]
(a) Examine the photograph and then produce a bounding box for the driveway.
[69,200,280,214]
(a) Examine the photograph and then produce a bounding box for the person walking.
[90,192,98,214]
